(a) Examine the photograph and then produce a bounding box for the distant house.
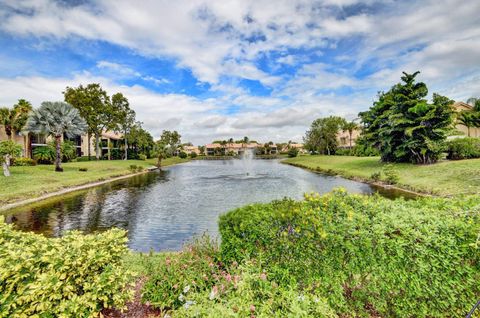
[452,101,480,138]
[337,128,362,149]
[183,145,201,155]
[0,126,123,159]
[204,142,260,156]
[281,143,306,154]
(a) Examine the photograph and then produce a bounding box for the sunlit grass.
[283,155,480,196]
[0,157,190,205]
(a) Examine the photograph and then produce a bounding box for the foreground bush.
[446,137,480,160]
[0,218,134,317]
[219,190,480,317]
[139,237,336,317]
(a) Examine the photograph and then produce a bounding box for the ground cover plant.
[0,217,134,317]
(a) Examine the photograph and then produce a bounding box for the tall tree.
[304,116,346,155]
[359,72,454,164]
[125,123,154,157]
[0,99,33,140]
[457,111,476,137]
[23,102,87,172]
[158,130,181,157]
[64,84,115,160]
[342,121,359,149]
[111,93,136,160]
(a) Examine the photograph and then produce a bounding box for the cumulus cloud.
[0,0,479,144]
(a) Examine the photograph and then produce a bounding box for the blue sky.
[0,0,479,144]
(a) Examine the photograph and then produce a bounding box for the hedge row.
[219,190,480,317]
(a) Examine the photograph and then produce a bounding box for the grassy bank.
[283,155,480,197]
[0,157,190,205]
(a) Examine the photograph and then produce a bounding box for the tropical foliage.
[23,101,87,172]
[219,190,480,317]
[0,217,133,317]
[0,140,23,176]
[359,72,454,164]
[0,99,33,140]
[446,137,480,160]
[304,116,346,155]
[33,141,78,164]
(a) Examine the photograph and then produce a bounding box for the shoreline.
[282,160,431,198]
[0,167,160,212]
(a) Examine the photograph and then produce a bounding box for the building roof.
[453,101,473,112]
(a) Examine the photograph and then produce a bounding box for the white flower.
[178,293,185,302]
[183,300,196,309]
[183,285,191,293]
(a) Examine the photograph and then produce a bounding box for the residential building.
[281,143,306,154]
[0,125,123,159]
[337,128,362,149]
[205,142,260,156]
[452,101,480,137]
[183,145,201,155]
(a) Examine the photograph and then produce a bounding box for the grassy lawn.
[283,155,480,197]
[0,157,190,205]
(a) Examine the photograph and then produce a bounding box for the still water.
[3,159,412,251]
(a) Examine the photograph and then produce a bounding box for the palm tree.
[342,121,359,149]
[23,102,87,172]
[457,111,476,137]
[154,141,168,167]
[0,99,33,140]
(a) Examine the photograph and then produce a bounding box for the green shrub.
[446,137,480,160]
[78,167,88,172]
[334,148,352,156]
[219,190,480,317]
[370,171,381,181]
[12,157,37,166]
[382,164,400,184]
[352,142,380,157]
[287,147,299,158]
[179,151,188,159]
[190,152,198,158]
[136,166,144,172]
[0,217,134,317]
[129,164,137,172]
[140,237,336,317]
[33,146,55,164]
[138,154,147,161]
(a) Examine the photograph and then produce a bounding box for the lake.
[3,159,412,251]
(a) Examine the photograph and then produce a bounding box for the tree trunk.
[468,127,471,137]
[6,125,12,140]
[87,132,91,160]
[124,129,128,160]
[2,154,11,177]
[157,156,162,168]
[95,134,101,160]
[55,136,63,172]
[349,131,353,148]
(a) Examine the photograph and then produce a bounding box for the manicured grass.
[0,157,190,205]
[283,155,480,197]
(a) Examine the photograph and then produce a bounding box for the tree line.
[304,71,480,164]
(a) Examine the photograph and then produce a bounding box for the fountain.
[241,148,255,177]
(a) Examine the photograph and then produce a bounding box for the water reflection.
[4,160,414,251]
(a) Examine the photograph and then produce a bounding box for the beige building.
[453,101,480,138]
[0,125,123,159]
[337,128,362,149]
[183,145,201,155]
[281,143,307,154]
[205,142,261,156]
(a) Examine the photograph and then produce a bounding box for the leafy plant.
[0,140,23,176]
[129,164,138,172]
[33,145,55,163]
[79,167,88,172]
[138,153,147,161]
[288,147,299,158]
[179,151,188,159]
[370,171,381,181]
[0,217,134,317]
[190,152,198,158]
[219,190,480,317]
[359,72,454,164]
[382,164,400,184]
[446,137,480,160]
[12,157,36,166]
